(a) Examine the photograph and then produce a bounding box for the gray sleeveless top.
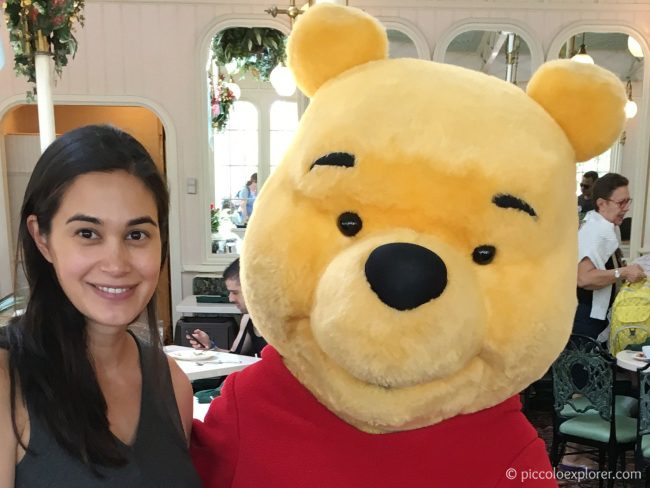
[14,333,202,487]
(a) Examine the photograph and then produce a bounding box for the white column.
[34,33,56,152]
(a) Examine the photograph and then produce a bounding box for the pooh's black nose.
[364,243,447,311]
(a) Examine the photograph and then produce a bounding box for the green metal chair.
[551,334,637,488]
[635,362,650,487]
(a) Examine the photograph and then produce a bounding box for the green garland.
[211,27,286,81]
[3,0,85,95]
[209,27,287,132]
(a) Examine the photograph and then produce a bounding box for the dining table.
[164,345,260,381]
[616,349,650,372]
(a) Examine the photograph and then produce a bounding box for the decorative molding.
[378,17,431,60]
[196,14,290,267]
[183,262,232,273]
[87,0,650,10]
[0,134,12,298]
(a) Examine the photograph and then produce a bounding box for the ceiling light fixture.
[627,35,644,58]
[571,33,594,64]
[270,64,297,96]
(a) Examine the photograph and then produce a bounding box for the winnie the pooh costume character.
[191,5,626,487]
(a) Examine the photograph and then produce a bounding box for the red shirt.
[191,346,556,487]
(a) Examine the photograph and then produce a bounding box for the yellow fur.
[288,4,388,97]
[527,60,627,162]
[242,4,626,433]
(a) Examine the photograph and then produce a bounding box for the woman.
[0,126,201,486]
[236,173,257,225]
[574,172,646,339]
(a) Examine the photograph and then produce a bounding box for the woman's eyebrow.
[127,216,158,227]
[64,214,158,227]
[65,214,101,225]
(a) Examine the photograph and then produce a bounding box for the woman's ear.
[26,215,53,263]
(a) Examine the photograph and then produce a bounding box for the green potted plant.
[210,204,220,234]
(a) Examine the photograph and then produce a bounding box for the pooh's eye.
[338,212,363,237]
[472,245,496,265]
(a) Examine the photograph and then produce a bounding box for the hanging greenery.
[211,27,287,82]
[3,0,85,96]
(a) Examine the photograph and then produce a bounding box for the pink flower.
[212,103,220,117]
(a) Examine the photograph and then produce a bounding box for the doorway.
[0,105,172,332]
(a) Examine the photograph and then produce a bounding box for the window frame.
[205,79,303,261]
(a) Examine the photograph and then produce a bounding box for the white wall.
[1,0,650,319]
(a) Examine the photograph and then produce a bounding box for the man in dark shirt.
[187,258,266,357]
[577,170,599,216]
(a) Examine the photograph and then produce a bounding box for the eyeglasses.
[606,198,633,209]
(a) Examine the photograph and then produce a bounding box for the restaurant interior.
[1,0,650,486]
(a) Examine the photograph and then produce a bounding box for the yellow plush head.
[242,4,626,432]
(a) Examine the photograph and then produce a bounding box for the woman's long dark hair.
[0,125,169,467]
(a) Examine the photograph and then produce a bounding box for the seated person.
[187,258,266,357]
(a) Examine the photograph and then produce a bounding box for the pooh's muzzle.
[310,230,485,387]
[365,243,448,311]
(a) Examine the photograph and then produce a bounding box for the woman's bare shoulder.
[166,356,193,443]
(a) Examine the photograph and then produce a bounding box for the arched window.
[206,26,303,256]
[270,100,299,173]
[213,100,259,210]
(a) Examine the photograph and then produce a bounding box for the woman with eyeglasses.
[574,172,646,340]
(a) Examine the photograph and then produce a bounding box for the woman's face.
[28,171,162,331]
[597,185,631,226]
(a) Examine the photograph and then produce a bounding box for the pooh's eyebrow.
[492,194,537,218]
[309,152,355,171]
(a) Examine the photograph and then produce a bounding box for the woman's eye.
[337,212,363,237]
[472,245,496,265]
[127,230,147,241]
[77,229,97,239]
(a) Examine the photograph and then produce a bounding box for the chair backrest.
[552,334,615,420]
[611,325,650,356]
[637,364,650,438]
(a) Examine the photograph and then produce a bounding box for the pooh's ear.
[287,4,388,97]
[526,60,626,162]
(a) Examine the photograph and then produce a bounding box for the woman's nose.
[100,242,131,274]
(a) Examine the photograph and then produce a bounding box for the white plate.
[168,350,217,361]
